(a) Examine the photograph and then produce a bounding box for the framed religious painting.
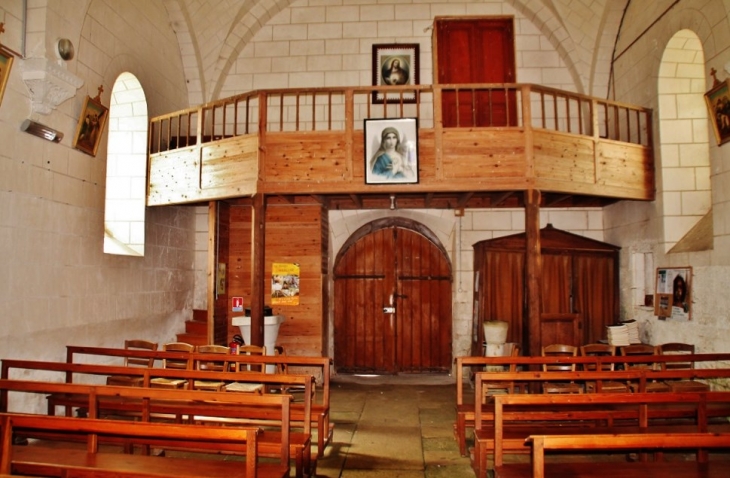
[0,45,14,107]
[364,117,419,185]
[73,95,109,156]
[372,43,419,104]
[654,267,692,321]
[705,79,730,145]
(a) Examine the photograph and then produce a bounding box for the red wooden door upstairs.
[435,17,517,127]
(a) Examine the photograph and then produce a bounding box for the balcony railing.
[149,84,651,154]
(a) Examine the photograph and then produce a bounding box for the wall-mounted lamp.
[21,119,64,143]
[390,194,396,210]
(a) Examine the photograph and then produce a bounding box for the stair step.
[193,309,208,322]
[176,333,207,346]
[185,320,207,335]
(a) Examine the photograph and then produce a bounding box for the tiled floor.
[315,374,474,477]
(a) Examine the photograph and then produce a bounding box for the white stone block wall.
[0,1,193,375]
[607,0,730,356]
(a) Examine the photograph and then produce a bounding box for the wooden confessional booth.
[472,224,620,356]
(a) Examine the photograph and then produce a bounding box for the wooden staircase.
[176,309,208,346]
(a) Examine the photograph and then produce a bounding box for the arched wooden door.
[334,219,452,374]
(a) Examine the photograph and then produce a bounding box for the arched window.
[657,30,712,252]
[104,72,148,256]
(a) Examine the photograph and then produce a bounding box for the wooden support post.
[525,189,541,357]
[250,194,266,347]
[207,201,217,344]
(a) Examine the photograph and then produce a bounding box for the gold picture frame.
[704,79,730,145]
[372,43,419,104]
[73,95,109,156]
[0,45,14,107]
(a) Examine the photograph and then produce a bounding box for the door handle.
[383,307,395,314]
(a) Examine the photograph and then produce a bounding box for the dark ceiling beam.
[456,192,474,209]
[424,192,434,208]
[491,191,514,207]
[310,195,326,205]
[545,194,572,207]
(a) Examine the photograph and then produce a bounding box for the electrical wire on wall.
[456,214,465,293]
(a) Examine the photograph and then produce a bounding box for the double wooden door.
[334,222,452,374]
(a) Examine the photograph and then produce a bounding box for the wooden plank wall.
[226,200,325,356]
[148,127,654,204]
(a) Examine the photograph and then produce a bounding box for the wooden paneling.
[442,130,527,179]
[201,135,259,188]
[263,131,350,182]
[148,148,200,205]
[533,131,596,183]
[149,127,653,203]
[225,202,324,357]
[596,141,654,195]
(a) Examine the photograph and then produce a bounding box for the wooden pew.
[0,412,289,478]
[475,386,730,477]
[494,433,730,478]
[454,353,730,457]
[0,368,314,478]
[64,345,335,458]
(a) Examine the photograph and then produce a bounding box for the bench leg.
[455,415,467,456]
[475,439,488,478]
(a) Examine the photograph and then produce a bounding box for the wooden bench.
[454,353,730,457]
[0,412,289,478]
[65,345,335,458]
[474,385,730,477]
[494,432,730,478]
[0,374,316,478]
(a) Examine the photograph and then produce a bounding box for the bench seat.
[1,413,289,478]
[495,432,730,478]
[494,460,730,478]
[12,446,289,478]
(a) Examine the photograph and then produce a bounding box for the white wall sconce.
[21,119,63,143]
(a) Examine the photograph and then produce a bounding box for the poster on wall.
[654,267,692,321]
[271,262,300,306]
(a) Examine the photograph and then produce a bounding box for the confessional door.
[539,254,581,347]
[435,17,517,127]
[334,225,452,374]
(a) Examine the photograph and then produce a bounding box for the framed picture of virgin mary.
[364,117,419,185]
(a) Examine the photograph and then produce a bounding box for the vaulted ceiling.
[161,0,630,104]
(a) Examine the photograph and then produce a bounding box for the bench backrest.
[528,433,730,478]
[0,413,261,477]
[485,387,730,467]
[455,353,730,406]
[0,377,297,465]
[64,345,332,406]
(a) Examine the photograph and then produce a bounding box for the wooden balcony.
[147,84,653,209]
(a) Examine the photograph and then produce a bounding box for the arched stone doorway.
[333,218,453,374]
